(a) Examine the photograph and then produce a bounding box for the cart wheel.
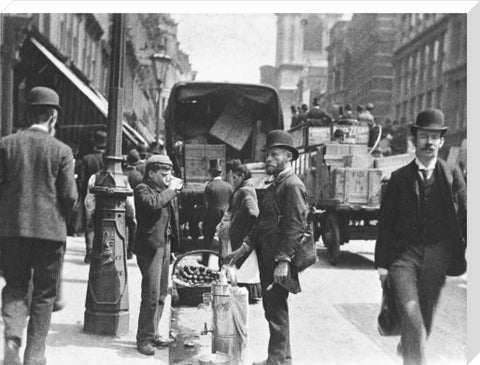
[323,213,341,265]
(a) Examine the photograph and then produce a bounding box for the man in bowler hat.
[202,159,233,251]
[375,108,467,365]
[226,130,308,365]
[0,86,78,364]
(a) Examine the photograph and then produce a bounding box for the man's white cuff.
[377,268,388,276]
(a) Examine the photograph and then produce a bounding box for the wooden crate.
[343,154,374,169]
[374,152,415,180]
[332,168,383,206]
[307,126,331,146]
[324,154,345,169]
[184,144,226,184]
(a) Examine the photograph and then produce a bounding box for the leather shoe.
[4,338,21,365]
[137,342,155,356]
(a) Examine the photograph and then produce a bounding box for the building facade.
[260,13,342,129]
[392,13,466,146]
[325,14,400,122]
[0,13,194,154]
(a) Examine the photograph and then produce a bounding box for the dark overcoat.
[375,158,467,276]
[229,179,259,252]
[0,128,78,241]
[134,178,179,255]
[246,169,308,293]
[203,179,233,236]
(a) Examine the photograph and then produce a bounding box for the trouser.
[389,240,451,365]
[0,237,65,365]
[136,243,170,344]
[258,247,292,365]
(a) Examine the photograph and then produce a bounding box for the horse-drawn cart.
[289,121,414,265]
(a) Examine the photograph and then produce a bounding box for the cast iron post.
[84,13,131,335]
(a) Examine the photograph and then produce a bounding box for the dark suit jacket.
[203,178,233,234]
[0,128,78,242]
[375,159,467,276]
[79,151,104,196]
[246,169,308,293]
[134,178,179,255]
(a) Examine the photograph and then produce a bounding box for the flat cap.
[146,154,173,167]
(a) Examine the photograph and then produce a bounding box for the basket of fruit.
[172,249,221,306]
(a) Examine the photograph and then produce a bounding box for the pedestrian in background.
[227,160,261,304]
[84,156,137,260]
[203,159,233,253]
[134,155,183,356]
[375,108,467,365]
[226,130,308,365]
[124,148,144,189]
[0,86,78,365]
[78,130,107,263]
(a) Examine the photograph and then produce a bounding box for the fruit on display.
[175,265,220,286]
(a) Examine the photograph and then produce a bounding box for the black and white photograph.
[0,2,474,365]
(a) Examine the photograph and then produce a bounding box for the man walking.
[134,155,183,356]
[78,130,107,263]
[226,130,308,365]
[0,86,78,365]
[203,159,233,250]
[375,108,467,365]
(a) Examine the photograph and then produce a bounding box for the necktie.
[421,169,429,181]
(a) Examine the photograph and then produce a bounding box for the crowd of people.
[0,85,467,365]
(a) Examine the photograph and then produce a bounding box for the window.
[437,34,445,78]
[411,51,418,90]
[435,86,443,109]
[426,90,433,108]
[417,94,424,112]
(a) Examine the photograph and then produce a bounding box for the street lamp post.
[150,52,172,142]
[84,13,131,336]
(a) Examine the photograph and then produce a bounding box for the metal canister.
[211,282,248,365]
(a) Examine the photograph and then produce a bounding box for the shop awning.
[28,36,147,147]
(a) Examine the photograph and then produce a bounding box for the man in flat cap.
[226,130,308,365]
[0,86,78,365]
[375,108,466,365]
[133,154,183,356]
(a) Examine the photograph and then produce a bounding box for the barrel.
[211,283,248,365]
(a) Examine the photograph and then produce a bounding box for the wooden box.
[324,154,345,169]
[307,126,331,146]
[343,154,374,169]
[332,168,383,206]
[374,152,415,180]
[184,144,226,184]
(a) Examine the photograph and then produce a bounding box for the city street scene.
[0,8,468,365]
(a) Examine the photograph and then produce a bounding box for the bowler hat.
[411,108,448,134]
[26,86,62,111]
[262,130,299,161]
[209,159,223,172]
[93,131,107,149]
[126,149,140,165]
[146,154,173,167]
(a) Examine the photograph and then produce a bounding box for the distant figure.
[359,103,374,124]
[149,140,164,157]
[203,159,234,251]
[307,97,332,126]
[79,130,107,263]
[297,104,309,125]
[136,143,148,176]
[339,103,359,125]
[0,87,78,365]
[290,105,300,128]
[124,149,144,189]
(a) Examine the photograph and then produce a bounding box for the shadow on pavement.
[310,247,375,271]
[47,322,169,360]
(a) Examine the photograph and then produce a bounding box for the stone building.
[325,14,400,122]
[260,13,342,129]
[0,13,194,154]
[392,13,466,147]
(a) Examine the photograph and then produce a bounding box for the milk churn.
[203,278,249,365]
